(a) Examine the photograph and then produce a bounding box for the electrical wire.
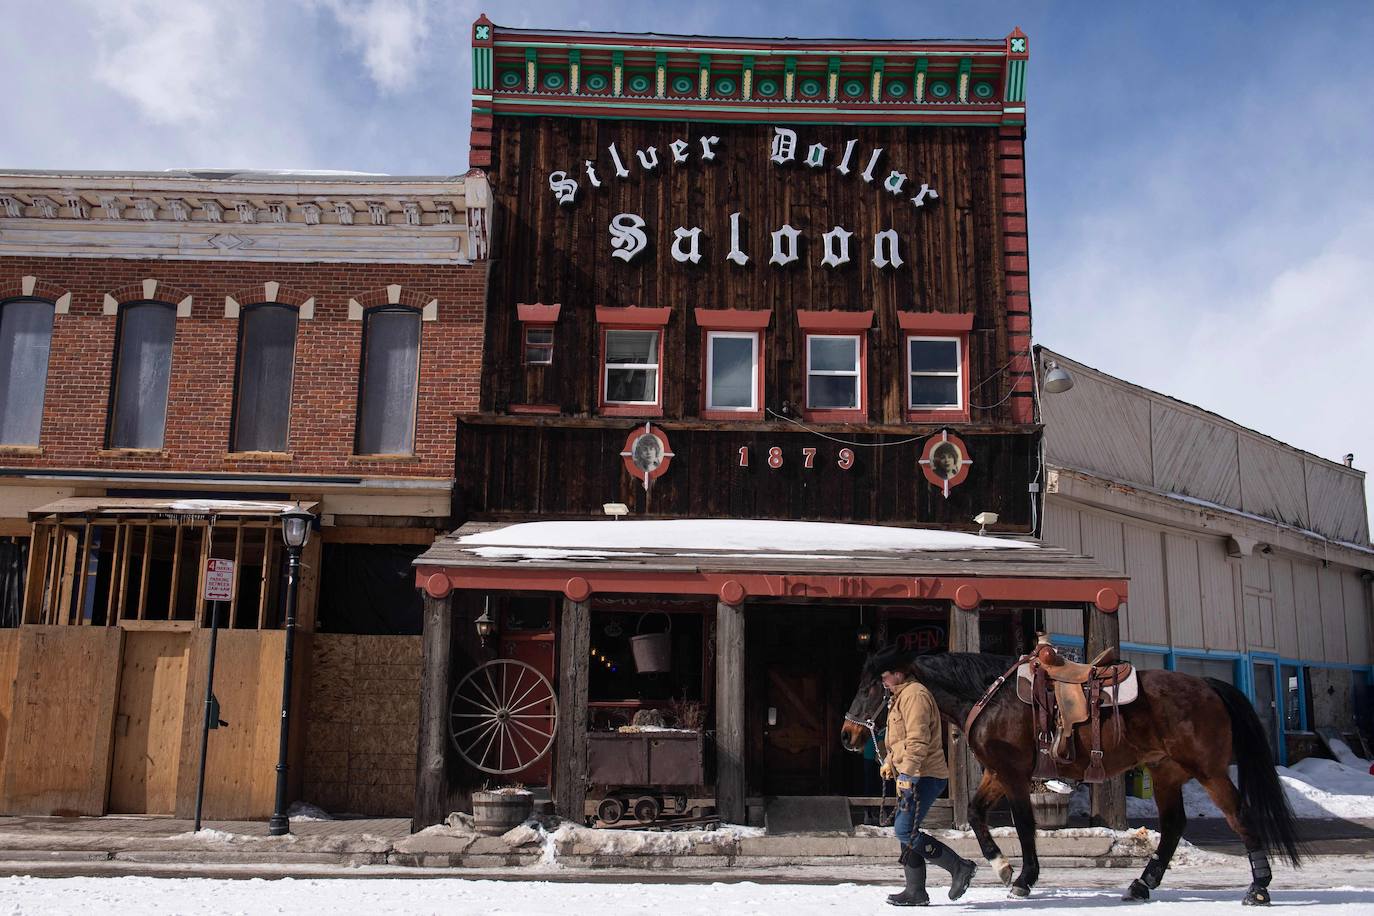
[764,408,927,447]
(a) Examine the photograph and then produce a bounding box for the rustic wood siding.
[457,419,1034,527]
[1292,561,1324,661]
[1238,437,1308,529]
[1041,502,1083,636]
[1122,524,1168,646]
[1343,571,1372,665]
[1150,402,1240,507]
[1197,539,1238,652]
[1165,533,1204,649]
[1318,566,1348,664]
[1039,364,1152,485]
[1305,460,1370,544]
[1269,557,1299,659]
[484,118,1017,425]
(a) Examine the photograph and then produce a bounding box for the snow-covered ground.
[1068,740,1374,821]
[0,875,1369,915]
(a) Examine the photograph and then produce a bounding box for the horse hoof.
[1122,880,1151,902]
[1009,885,1031,899]
[1242,888,1271,906]
[992,856,1013,886]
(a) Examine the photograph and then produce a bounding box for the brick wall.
[303,633,421,816]
[0,258,486,480]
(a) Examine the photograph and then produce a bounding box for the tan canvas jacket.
[885,679,950,780]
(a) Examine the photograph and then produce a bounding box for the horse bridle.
[844,699,894,822]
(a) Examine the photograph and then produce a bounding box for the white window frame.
[705,330,759,413]
[907,335,963,411]
[523,324,554,365]
[602,329,661,407]
[805,333,861,410]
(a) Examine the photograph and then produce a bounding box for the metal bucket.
[471,790,534,836]
[630,612,673,673]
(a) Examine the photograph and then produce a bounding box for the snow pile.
[1328,737,1369,770]
[1106,827,1233,866]
[457,519,1035,557]
[1280,757,1374,818]
[288,801,335,821]
[164,828,296,845]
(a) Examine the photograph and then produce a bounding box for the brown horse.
[841,648,1302,905]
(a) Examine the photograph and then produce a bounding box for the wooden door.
[109,630,189,814]
[498,597,557,787]
[762,664,831,794]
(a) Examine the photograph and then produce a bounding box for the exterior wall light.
[1042,360,1074,394]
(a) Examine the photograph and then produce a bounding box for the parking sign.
[204,558,235,601]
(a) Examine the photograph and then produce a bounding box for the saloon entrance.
[412,519,1129,830]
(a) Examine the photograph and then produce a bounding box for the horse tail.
[1205,677,1303,867]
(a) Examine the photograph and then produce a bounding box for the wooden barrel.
[1029,791,1069,829]
[471,790,534,836]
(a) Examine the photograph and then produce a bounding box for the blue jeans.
[894,776,947,851]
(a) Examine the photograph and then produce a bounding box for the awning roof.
[29,497,319,521]
[415,520,1130,610]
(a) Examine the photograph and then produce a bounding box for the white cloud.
[315,0,434,93]
[85,0,264,125]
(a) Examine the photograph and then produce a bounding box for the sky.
[2,0,1372,529]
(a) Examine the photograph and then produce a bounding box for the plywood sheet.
[1238,438,1308,529]
[1197,538,1238,651]
[175,629,288,820]
[0,630,20,777]
[1122,524,1167,646]
[108,631,189,814]
[1164,534,1204,648]
[1150,402,1241,507]
[1,626,122,815]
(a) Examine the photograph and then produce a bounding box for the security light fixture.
[1042,360,1074,394]
[973,511,999,535]
[603,502,629,519]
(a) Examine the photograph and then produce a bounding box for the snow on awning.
[28,497,319,521]
[455,519,1034,561]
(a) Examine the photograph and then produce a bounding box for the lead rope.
[844,708,892,826]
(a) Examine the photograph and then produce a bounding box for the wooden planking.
[1304,460,1369,544]
[1150,402,1240,507]
[1164,534,1204,649]
[1083,604,1126,829]
[1196,538,1238,652]
[946,602,982,828]
[1122,524,1167,646]
[1317,566,1348,664]
[415,596,452,829]
[1237,438,1308,530]
[1291,561,1324,661]
[1269,557,1299,659]
[1041,503,1083,637]
[0,630,19,777]
[458,419,1037,528]
[1,626,122,815]
[554,598,591,820]
[485,118,1016,426]
[1342,571,1371,666]
[108,631,189,814]
[1040,370,1152,486]
[174,629,293,820]
[714,600,746,824]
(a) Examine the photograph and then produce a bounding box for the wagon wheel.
[448,660,558,775]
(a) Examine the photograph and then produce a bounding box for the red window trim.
[897,311,974,334]
[596,305,671,327]
[516,302,562,323]
[796,309,874,332]
[803,332,867,423]
[905,333,971,423]
[598,324,665,417]
[700,329,764,420]
[694,308,772,331]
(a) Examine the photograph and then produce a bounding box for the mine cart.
[586,729,707,825]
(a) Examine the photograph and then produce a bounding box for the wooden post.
[554,597,590,821]
[414,592,452,830]
[1084,602,1126,829]
[946,600,982,828]
[715,600,746,824]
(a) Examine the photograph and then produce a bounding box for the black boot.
[887,857,930,907]
[919,834,977,901]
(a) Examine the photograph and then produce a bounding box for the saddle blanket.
[1015,663,1139,706]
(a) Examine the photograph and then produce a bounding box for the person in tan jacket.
[879,665,976,906]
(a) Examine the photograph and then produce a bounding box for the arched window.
[108,301,176,449]
[356,307,421,455]
[233,304,298,452]
[0,298,55,445]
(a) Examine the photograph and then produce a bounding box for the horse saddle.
[1015,649,1138,783]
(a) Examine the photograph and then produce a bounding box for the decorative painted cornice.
[471,19,1028,132]
[0,171,491,265]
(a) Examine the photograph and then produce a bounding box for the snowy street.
[1,873,1371,916]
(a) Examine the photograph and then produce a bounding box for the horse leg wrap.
[1142,854,1168,889]
[1247,850,1272,888]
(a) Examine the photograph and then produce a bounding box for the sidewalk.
[0,814,1369,880]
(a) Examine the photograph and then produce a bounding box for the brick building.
[0,170,489,818]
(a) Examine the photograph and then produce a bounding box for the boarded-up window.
[357,308,420,455]
[109,302,176,449]
[0,298,55,445]
[234,304,298,452]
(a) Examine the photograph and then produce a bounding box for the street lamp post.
[268,503,314,837]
